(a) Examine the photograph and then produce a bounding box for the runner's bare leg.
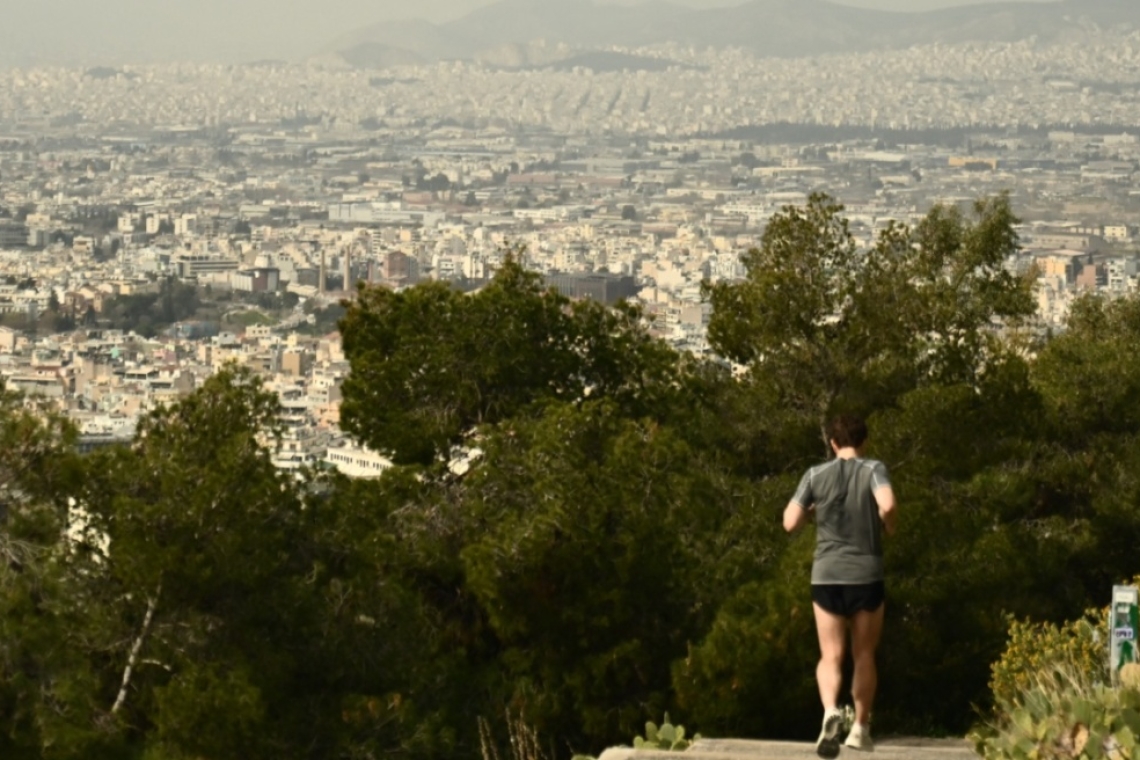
[813,602,847,710]
[850,603,885,725]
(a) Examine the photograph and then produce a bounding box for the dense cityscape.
[3,26,1140,473]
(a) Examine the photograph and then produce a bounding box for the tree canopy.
[3,195,1137,760]
[705,193,1034,436]
[339,254,678,465]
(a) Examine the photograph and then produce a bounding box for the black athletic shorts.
[811,581,885,618]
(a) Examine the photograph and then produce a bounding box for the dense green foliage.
[988,609,1108,713]
[100,278,201,336]
[3,194,1140,759]
[981,574,1140,756]
[339,255,678,465]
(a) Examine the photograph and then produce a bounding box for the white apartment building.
[324,442,392,479]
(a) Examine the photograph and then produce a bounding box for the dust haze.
[2,0,1057,66]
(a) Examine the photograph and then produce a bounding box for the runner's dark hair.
[827,414,867,450]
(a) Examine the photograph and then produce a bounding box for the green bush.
[975,579,1140,758]
[987,577,1140,712]
[972,663,1140,759]
[988,610,1108,711]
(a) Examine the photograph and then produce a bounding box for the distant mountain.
[322,18,465,62]
[441,0,693,51]
[323,0,1140,68]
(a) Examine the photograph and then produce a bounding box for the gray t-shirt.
[791,457,891,585]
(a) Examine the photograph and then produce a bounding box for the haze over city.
[2,0,1063,66]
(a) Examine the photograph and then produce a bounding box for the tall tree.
[0,387,107,759]
[704,193,1034,445]
[339,253,678,466]
[78,366,342,759]
[458,400,735,751]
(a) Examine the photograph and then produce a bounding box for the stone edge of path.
[693,737,976,753]
[597,736,978,760]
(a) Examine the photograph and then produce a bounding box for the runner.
[783,414,897,757]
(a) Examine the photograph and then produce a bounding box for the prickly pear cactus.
[974,665,1140,759]
[632,713,700,751]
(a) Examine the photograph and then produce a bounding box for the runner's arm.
[783,500,810,533]
[874,485,897,536]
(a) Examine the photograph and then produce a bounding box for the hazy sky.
[0,0,1059,66]
[321,0,1057,21]
[838,0,1049,10]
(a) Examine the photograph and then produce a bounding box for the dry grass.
[479,711,550,760]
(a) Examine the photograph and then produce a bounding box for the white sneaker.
[816,709,844,759]
[844,721,874,752]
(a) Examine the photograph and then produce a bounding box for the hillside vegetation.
[1,194,1135,760]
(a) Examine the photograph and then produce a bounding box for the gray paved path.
[598,736,979,760]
